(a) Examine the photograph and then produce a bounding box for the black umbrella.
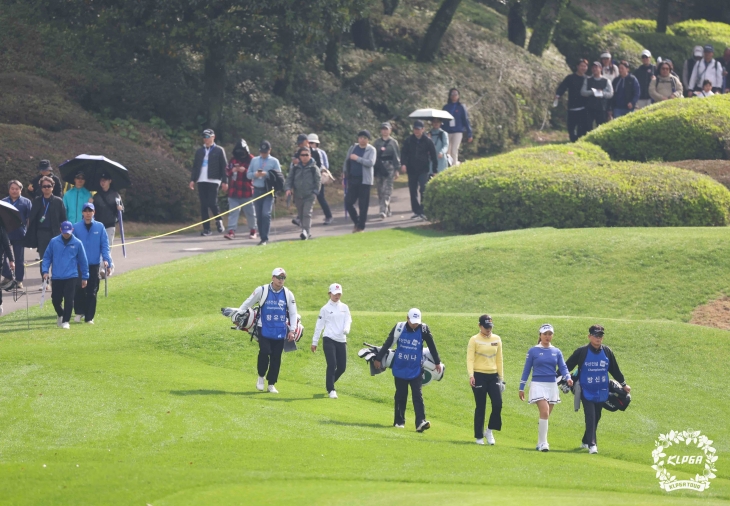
[58,155,130,192]
[0,200,22,233]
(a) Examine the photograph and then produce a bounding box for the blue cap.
[61,221,74,233]
[82,202,95,211]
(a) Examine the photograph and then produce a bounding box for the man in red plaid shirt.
[224,140,258,240]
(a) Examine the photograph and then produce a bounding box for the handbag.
[320,167,335,185]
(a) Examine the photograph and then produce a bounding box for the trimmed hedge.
[423,144,730,233]
[670,20,730,47]
[604,19,674,36]
[583,94,730,162]
[0,124,198,222]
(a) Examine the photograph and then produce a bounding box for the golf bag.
[358,343,445,386]
[603,379,631,411]
[220,307,304,351]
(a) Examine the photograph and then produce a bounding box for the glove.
[498,381,506,393]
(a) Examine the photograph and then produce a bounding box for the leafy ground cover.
[0,228,728,505]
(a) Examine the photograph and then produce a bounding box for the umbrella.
[408,109,455,121]
[58,155,130,192]
[0,200,22,233]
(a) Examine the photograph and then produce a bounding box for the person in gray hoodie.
[285,147,321,240]
[342,130,377,232]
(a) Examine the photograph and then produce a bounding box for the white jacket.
[238,284,298,332]
[312,300,352,345]
[688,59,724,90]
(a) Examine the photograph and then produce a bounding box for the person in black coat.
[0,225,15,314]
[555,59,589,142]
[25,176,67,275]
[400,120,438,219]
[188,129,228,236]
[27,160,63,199]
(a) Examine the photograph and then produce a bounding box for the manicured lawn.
[0,227,728,505]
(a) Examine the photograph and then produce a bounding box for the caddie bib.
[260,288,287,339]
[391,325,423,380]
[580,347,609,403]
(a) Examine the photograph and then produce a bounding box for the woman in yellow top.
[467,314,504,445]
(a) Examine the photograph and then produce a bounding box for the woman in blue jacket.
[519,324,572,452]
[442,88,473,165]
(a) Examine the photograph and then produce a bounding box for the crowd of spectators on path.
[556,45,730,142]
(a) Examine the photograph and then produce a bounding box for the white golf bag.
[221,307,303,352]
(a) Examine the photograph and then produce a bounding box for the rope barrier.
[22,189,275,267]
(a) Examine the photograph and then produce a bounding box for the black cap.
[74,171,86,178]
[259,140,271,152]
[202,128,215,137]
[413,120,424,129]
[99,172,111,180]
[704,45,714,53]
[380,122,392,130]
[296,134,309,145]
[479,314,494,328]
[589,325,605,337]
[37,160,51,171]
[357,130,371,140]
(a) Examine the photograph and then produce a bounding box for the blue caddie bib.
[580,347,609,403]
[260,288,287,339]
[391,325,423,380]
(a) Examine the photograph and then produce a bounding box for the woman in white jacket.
[312,283,352,398]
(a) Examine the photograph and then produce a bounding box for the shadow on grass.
[392,226,455,238]
[516,447,576,454]
[169,390,324,402]
[320,420,392,429]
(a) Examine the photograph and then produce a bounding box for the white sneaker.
[485,429,495,445]
[57,316,63,327]
[267,385,279,394]
[328,391,338,399]
[0,304,3,316]
[74,315,84,323]
[61,322,70,330]
[256,377,265,391]
[537,442,550,452]
[580,443,590,450]
[589,445,598,454]
[394,424,405,429]
[416,420,431,433]
[86,320,94,325]
[475,438,485,445]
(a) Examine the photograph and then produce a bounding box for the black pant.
[197,182,222,231]
[37,229,53,276]
[257,336,285,385]
[2,239,25,282]
[316,185,332,220]
[394,375,425,428]
[407,171,428,215]
[51,278,77,323]
[323,337,347,392]
[74,264,100,321]
[567,109,589,142]
[586,108,606,132]
[581,395,604,446]
[472,372,503,438]
[345,177,370,230]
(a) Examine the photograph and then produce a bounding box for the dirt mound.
[668,160,730,190]
[690,296,730,331]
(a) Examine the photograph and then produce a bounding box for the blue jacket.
[63,187,92,224]
[2,196,32,241]
[73,219,113,268]
[41,234,89,280]
[442,101,473,138]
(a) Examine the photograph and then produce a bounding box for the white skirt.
[528,381,561,404]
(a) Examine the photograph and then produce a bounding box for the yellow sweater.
[467,332,503,379]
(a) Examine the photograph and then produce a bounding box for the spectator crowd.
[555,45,730,141]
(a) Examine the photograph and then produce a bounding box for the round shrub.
[423,145,730,233]
[583,95,730,162]
[628,32,728,73]
[604,19,674,35]
[670,20,730,47]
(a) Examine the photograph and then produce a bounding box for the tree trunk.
[203,43,227,134]
[656,0,670,33]
[324,35,341,77]
[508,0,527,48]
[417,0,463,63]
[352,18,376,50]
[525,0,547,28]
[526,0,568,57]
[383,0,399,15]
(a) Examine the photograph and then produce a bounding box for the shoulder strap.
[394,321,406,340]
[258,284,269,306]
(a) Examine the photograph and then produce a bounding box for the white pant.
[447,132,463,165]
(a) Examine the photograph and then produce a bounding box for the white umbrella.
[408,108,455,121]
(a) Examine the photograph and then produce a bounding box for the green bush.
[670,20,730,47]
[0,124,199,222]
[604,19,674,35]
[628,33,727,72]
[423,144,730,233]
[583,94,730,161]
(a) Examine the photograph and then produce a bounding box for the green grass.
[1,227,729,504]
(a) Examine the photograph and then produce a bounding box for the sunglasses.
[299,154,311,157]
[41,185,53,189]
[82,209,94,212]
[203,135,212,139]
[75,177,86,180]
[274,274,286,280]
[591,334,604,338]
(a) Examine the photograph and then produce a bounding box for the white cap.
[407,308,422,324]
[307,133,320,144]
[694,45,703,57]
[600,52,611,59]
[641,49,651,58]
[329,283,342,295]
[272,267,286,277]
[539,324,554,334]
